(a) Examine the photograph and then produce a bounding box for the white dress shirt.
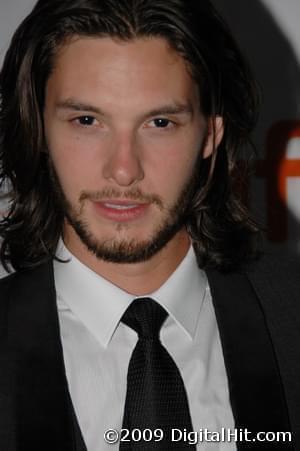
[54,241,236,450]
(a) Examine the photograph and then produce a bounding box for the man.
[0,0,299,450]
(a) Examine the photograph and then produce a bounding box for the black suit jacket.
[0,255,300,450]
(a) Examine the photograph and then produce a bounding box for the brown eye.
[153,118,171,128]
[77,116,95,126]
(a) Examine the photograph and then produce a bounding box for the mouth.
[102,201,144,210]
[92,199,150,222]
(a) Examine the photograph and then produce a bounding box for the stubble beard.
[49,160,200,264]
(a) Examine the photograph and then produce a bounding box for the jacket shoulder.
[0,262,55,324]
[0,271,16,292]
[245,251,300,297]
[0,262,52,296]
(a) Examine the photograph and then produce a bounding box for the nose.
[102,131,144,187]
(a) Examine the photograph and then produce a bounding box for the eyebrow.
[144,104,194,118]
[55,98,194,119]
[56,99,105,115]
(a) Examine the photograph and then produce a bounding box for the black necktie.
[120,298,196,450]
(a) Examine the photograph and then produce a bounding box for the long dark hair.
[0,0,261,272]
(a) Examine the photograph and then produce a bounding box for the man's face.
[44,37,214,263]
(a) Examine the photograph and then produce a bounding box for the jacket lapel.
[7,261,77,451]
[206,268,293,450]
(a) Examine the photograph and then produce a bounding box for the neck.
[63,229,191,295]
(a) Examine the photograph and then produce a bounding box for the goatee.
[49,159,201,264]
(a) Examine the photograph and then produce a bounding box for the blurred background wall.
[213,0,300,258]
[0,0,300,276]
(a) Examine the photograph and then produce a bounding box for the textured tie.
[120,298,196,450]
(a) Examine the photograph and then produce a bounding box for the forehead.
[47,36,199,108]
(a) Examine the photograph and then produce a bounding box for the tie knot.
[121,298,167,339]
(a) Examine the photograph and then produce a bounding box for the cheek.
[149,147,200,204]
[47,133,101,194]
[154,132,201,177]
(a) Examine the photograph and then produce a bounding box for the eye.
[145,117,176,130]
[75,116,97,126]
[152,118,173,128]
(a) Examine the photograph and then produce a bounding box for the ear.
[202,116,224,159]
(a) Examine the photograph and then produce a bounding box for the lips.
[93,199,149,222]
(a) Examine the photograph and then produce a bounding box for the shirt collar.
[54,240,207,347]
[150,245,207,340]
[54,240,134,348]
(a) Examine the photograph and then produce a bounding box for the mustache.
[79,187,164,210]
